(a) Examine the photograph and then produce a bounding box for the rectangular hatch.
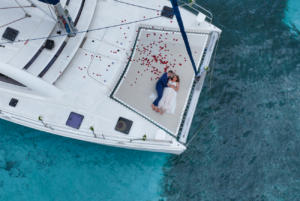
[2,27,19,42]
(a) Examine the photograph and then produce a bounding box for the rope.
[114,0,171,13]
[15,0,30,16]
[46,3,57,22]
[0,6,32,9]
[185,34,221,147]
[209,35,220,110]
[0,13,173,45]
[185,113,215,147]
[0,1,31,28]
[0,17,27,29]
[44,0,58,22]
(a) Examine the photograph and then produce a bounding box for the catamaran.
[0,0,221,154]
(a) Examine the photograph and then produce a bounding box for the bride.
[157,75,180,114]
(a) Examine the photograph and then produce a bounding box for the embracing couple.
[151,70,180,114]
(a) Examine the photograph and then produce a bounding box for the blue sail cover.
[38,0,59,5]
[170,0,197,75]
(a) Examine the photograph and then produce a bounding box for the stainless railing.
[0,110,173,146]
[176,0,213,24]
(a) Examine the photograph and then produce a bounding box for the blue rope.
[0,13,173,45]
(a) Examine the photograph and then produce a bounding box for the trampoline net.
[111,27,208,135]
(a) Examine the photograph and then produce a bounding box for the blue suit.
[153,72,169,106]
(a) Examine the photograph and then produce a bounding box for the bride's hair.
[172,75,180,83]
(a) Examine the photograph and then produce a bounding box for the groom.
[151,70,174,112]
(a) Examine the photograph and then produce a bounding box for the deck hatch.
[66,112,84,129]
[115,117,133,134]
[2,27,19,42]
[9,99,18,107]
[161,6,174,19]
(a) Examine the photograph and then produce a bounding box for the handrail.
[175,0,213,24]
[0,110,173,146]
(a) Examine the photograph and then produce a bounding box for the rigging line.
[81,11,173,33]
[209,35,220,113]
[0,17,27,29]
[47,4,57,22]
[44,0,58,21]
[0,6,32,9]
[185,34,221,147]
[46,0,57,15]
[185,113,215,147]
[0,12,174,45]
[114,0,173,14]
[14,0,30,17]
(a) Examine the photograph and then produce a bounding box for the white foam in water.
[284,0,300,34]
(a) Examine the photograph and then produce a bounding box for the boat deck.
[0,0,221,154]
[112,27,208,135]
[0,0,66,65]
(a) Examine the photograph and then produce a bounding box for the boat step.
[24,0,83,77]
[42,0,97,84]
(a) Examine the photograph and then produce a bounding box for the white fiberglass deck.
[112,28,208,135]
[0,0,221,154]
[0,0,66,65]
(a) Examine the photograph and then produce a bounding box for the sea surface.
[1,0,300,200]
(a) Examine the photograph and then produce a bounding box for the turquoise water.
[1,0,300,200]
[284,0,300,35]
[0,119,168,200]
[162,0,300,200]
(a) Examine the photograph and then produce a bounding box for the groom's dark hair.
[168,70,174,74]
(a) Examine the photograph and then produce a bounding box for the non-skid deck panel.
[112,28,208,135]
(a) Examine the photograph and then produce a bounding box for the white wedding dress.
[158,81,177,114]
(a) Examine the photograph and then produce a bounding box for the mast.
[170,0,200,81]
[35,0,77,37]
[53,2,77,37]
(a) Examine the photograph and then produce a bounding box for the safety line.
[0,16,27,29]
[0,6,32,9]
[0,13,173,45]
[114,0,173,13]
[209,35,220,112]
[15,0,30,16]
[185,35,221,147]
[185,113,215,147]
